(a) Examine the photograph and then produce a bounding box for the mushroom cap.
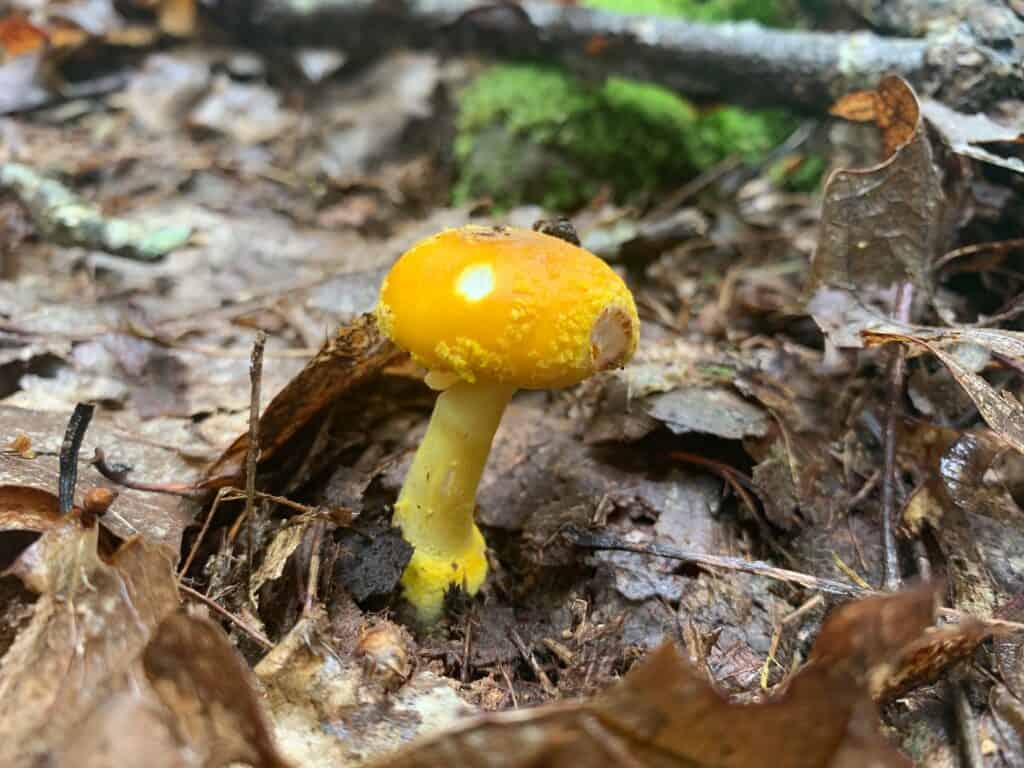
[377,225,639,389]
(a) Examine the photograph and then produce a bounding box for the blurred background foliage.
[452,0,823,210]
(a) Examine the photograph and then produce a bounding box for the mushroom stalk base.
[393,380,514,621]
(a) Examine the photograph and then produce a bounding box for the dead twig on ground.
[179,583,274,650]
[511,629,557,697]
[245,331,267,591]
[58,403,94,516]
[93,447,202,497]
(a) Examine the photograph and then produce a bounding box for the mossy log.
[211,0,1020,113]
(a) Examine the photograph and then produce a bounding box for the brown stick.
[246,331,267,586]
[179,583,274,650]
[566,527,865,597]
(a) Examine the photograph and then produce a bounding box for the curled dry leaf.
[829,75,918,157]
[864,324,1024,455]
[205,313,402,487]
[808,75,945,347]
[369,586,942,768]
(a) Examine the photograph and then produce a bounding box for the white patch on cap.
[590,305,634,371]
[455,263,495,302]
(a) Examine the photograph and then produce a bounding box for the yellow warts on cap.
[377,225,639,389]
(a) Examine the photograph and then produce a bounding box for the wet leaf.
[370,587,940,768]
[808,75,945,347]
[205,313,402,486]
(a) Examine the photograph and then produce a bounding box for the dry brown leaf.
[830,76,918,157]
[204,313,402,487]
[0,488,179,766]
[808,75,945,348]
[877,620,990,702]
[0,484,291,767]
[0,404,196,548]
[369,587,941,768]
[143,612,288,768]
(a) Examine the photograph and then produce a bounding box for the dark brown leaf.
[204,313,402,487]
[808,75,945,347]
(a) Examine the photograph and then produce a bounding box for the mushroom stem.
[393,380,515,620]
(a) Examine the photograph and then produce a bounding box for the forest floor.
[1,3,1024,768]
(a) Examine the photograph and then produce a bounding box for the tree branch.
[210,0,1020,112]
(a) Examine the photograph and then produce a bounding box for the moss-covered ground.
[453,0,820,210]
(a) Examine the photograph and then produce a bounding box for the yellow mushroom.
[376,224,639,621]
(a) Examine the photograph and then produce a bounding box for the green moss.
[454,65,699,210]
[770,153,826,192]
[452,0,809,210]
[583,0,789,25]
[685,106,795,170]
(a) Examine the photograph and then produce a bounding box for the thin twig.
[882,282,913,591]
[93,447,202,497]
[937,608,1024,635]
[847,469,881,511]
[179,486,233,582]
[934,237,1024,272]
[245,331,267,588]
[669,451,762,524]
[498,662,519,708]
[59,403,95,515]
[950,670,984,768]
[179,583,274,651]
[571,527,1024,637]
[303,520,325,616]
[511,629,557,697]
[461,608,475,684]
[566,527,864,597]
